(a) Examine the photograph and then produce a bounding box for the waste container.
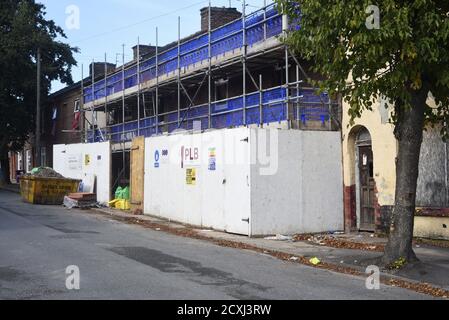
[16,170,24,182]
[20,176,81,205]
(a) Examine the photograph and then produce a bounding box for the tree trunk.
[0,148,11,185]
[382,88,429,266]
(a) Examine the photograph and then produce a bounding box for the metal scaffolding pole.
[208,0,212,129]
[296,64,300,125]
[263,0,267,41]
[35,48,41,167]
[91,59,95,141]
[104,53,108,131]
[137,37,141,136]
[81,64,85,143]
[242,0,247,126]
[285,47,289,127]
[259,74,263,127]
[122,44,125,176]
[155,27,159,135]
[283,6,290,127]
[177,17,181,127]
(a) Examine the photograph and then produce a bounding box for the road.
[0,190,431,300]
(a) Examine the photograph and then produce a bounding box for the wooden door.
[358,146,375,231]
[130,137,145,214]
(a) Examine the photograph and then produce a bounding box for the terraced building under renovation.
[52,3,344,236]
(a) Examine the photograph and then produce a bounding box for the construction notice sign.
[208,147,216,171]
[84,154,91,166]
[186,168,196,185]
[67,154,82,170]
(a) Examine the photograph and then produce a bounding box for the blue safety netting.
[87,86,335,144]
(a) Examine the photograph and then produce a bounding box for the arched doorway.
[355,128,375,231]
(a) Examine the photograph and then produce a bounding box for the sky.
[38,0,274,92]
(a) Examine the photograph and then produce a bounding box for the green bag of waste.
[122,186,130,200]
[115,186,123,200]
[31,167,40,174]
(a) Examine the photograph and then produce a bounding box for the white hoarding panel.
[143,128,343,237]
[53,142,111,204]
[144,128,251,235]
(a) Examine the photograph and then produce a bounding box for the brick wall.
[133,45,158,60]
[89,62,116,77]
[344,185,357,231]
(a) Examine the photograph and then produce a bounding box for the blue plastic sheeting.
[298,106,330,125]
[87,129,108,143]
[301,89,330,104]
[291,88,332,125]
[84,3,284,104]
[89,87,286,143]
[87,86,333,144]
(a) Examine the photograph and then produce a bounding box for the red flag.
[72,111,81,130]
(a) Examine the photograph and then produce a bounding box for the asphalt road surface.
[0,190,431,300]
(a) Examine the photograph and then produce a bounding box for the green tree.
[276,0,449,265]
[0,0,77,183]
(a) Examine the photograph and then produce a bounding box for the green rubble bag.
[115,186,123,200]
[122,186,130,200]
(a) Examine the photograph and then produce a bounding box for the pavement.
[91,207,449,293]
[0,184,20,194]
[0,190,437,300]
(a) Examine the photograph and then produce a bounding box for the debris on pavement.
[289,256,299,261]
[64,193,98,209]
[309,257,321,265]
[264,234,293,241]
[293,233,385,252]
[414,237,449,249]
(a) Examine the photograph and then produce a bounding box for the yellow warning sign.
[84,154,91,166]
[186,168,196,185]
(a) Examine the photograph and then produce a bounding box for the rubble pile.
[23,167,65,179]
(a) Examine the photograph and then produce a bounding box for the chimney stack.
[200,7,242,32]
[132,44,158,60]
[89,62,116,77]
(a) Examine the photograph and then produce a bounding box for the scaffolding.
[83,2,340,145]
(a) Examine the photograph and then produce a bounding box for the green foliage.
[276,0,449,137]
[387,257,407,270]
[0,0,78,153]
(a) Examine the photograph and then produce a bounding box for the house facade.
[6,62,115,182]
[342,96,449,240]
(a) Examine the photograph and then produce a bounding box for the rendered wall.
[414,216,449,240]
[53,142,111,204]
[250,129,344,236]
